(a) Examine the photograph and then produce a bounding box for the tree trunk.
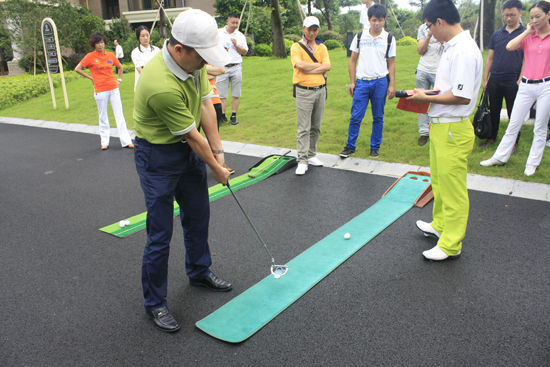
[322,0,333,30]
[308,0,312,15]
[159,7,167,39]
[482,0,496,49]
[271,0,286,58]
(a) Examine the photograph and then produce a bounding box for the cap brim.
[196,44,230,67]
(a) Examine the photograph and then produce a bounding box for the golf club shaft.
[226,183,275,264]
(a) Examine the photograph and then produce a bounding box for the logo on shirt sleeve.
[457,84,463,90]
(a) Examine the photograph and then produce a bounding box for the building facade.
[2,0,215,75]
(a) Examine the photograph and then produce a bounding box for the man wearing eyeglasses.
[407,0,482,261]
[481,0,525,149]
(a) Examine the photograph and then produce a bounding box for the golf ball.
[344,233,351,239]
[119,220,126,228]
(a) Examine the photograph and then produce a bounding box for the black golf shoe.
[148,305,181,333]
[190,272,232,292]
[339,147,355,159]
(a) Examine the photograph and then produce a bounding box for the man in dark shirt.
[481,0,525,148]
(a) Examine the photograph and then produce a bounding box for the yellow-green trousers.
[429,119,475,255]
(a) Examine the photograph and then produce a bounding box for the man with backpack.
[339,4,396,159]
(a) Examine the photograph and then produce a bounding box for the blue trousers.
[345,78,388,150]
[134,137,212,311]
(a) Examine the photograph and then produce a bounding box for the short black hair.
[228,13,239,19]
[502,0,522,11]
[423,0,461,25]
[88,32,107,49]
[168,34,193,52]
[368,4,387,19]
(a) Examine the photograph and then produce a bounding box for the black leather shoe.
[148,306,181,333]
[190,272,232,292]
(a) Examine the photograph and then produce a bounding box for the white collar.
[444,30,470,51]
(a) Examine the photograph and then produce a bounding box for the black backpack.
[356,31,393,59]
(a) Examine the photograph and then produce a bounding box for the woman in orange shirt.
[75,32,133,150]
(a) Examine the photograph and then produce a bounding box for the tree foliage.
[0,0,105,72]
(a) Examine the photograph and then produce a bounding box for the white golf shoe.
[480,157,505,167]
[415,220,441,238]
[422,245,461,261]
[524,165,537,176]
[307,156,324,167]
[295,163,308,176]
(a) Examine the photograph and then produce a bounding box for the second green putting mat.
[195,173,431,343]
[99,154,296,238]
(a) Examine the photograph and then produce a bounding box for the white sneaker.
[524,165,537,176]
[415,220,441,238]
[422,245,461,261]
[295,163,308,176]
[480,157,505,167]
[307,156,324,167]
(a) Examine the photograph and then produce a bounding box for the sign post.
[41,17,69,109]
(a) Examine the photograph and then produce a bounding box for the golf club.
[226,182,289,279]
[248,150,292,179]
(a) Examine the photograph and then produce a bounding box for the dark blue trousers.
[134,137,212,311]
[345,77,388,150]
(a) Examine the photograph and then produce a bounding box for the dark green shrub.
[284,33,301,42]
[324,39,343,50]
[18,54,46,74]
[254,43,272,57]
[284,39,294,55]
[318,30,344,43]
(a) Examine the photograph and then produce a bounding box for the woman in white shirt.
[130,26,160,91]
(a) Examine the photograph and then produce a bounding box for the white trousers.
[493,81,550,167]
[93,88,132,147]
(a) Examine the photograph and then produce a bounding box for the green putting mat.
[99,155,295,238]
[195,173,431,343]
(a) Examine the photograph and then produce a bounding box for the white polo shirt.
[349,29,396,79]
[218,27,248,64]
[359,3,373,30]
[429,30,482,118]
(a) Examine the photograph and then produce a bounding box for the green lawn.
[1,45,548,184]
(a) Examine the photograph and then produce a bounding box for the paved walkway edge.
[2,116,549,202]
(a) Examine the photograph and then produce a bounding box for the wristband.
[212,149,224,154]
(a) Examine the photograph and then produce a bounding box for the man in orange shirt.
[290,16,331,176]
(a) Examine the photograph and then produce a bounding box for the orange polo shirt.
[80,50,120,93]
[290,41,330,87]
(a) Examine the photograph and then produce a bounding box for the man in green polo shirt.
[133,9,232,333]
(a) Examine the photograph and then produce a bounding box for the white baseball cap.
[171,9,229,66]
[303,16,320,28]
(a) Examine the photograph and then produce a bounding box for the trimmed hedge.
[397,36,417,46]
[254,43,272,57]
[324,39,343,50]
[0,72,79,110]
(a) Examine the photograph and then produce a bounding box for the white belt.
[430,116,467,123]
[359,75,387,81]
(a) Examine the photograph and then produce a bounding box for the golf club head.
[271,265,289,279]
